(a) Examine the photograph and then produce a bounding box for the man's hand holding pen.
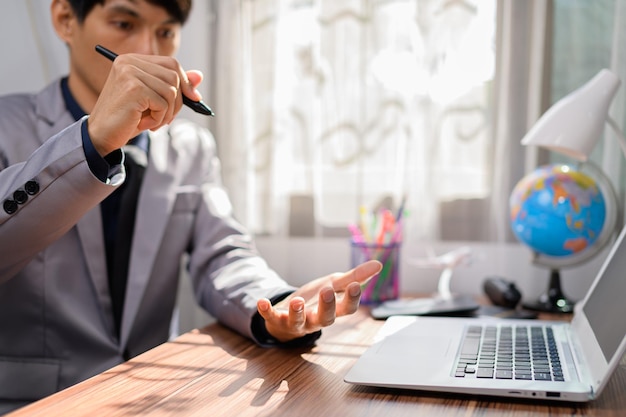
[88,49,204,157]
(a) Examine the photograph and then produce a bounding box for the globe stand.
[523,268,575,314]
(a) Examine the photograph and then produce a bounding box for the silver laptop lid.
[570,224,626,397]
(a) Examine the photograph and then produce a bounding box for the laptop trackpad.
[375,318,456,358]
[378,333,453,357]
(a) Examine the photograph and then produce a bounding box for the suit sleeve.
[175,121,307,343]
[0,118,123,282]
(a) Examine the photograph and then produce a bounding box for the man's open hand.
[256,260,382,342]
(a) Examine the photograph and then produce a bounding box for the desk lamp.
[520,68,626,312]
[522,69,626,160]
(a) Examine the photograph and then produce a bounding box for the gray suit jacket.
[0,80,293,405]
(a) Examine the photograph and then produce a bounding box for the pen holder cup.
[350,240,401,304]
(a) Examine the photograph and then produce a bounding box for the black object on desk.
[370,294,480,320]
[481,276,537,319]
[483,276,521,308]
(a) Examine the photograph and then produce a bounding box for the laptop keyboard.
[454,325,564,381]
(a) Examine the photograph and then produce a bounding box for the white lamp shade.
[521,69,621,161]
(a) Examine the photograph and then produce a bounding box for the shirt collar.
[60,77,86,122]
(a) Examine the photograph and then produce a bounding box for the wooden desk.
[7,308,626,416]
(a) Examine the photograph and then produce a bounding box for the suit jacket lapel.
[75,211,115,334]
[34,82,116,335]
[120,126,176,347]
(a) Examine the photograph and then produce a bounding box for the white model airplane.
[409,246,472,299]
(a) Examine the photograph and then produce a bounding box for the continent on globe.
[510,164,606,258]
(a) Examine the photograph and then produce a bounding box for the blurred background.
[3,0,626,331]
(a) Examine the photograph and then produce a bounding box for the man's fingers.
[331,260,382,291]
[135,53,202,104]
[315,287,336,327]
[91,55,185,149]
[257,297,308,341]
[185,70,204,99]
[256,298,275,321]
[288,298,306,329]
[116,54,199,122]
[128,63,180,124]
[336,282,362,315]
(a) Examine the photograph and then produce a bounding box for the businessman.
[0,0,381,412]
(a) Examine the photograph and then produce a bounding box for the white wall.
[0,1,68,95]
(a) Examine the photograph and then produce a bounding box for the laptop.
[344,226,626,402]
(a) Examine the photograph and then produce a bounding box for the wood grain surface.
[7,308,626,417]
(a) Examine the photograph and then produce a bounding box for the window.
[209,0,497,241]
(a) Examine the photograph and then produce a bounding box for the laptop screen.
[582,226,626,362]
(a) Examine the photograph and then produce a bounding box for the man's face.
[60,0,182,111]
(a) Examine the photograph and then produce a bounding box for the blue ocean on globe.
[510,164,607,258]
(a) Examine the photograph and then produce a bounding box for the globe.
[509,163,619,313]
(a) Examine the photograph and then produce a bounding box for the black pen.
[95,44,214,117]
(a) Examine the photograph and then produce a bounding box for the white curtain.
[209,0,498,243]
[490,0,553,243]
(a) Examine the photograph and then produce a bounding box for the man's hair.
[67,0,192,25]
